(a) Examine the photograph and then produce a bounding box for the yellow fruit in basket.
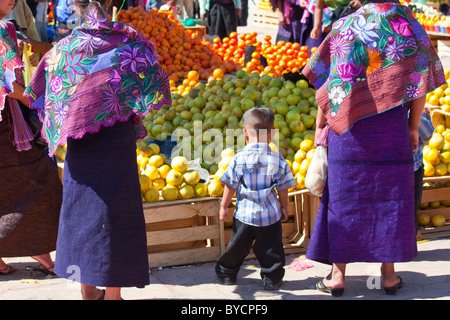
[152,178,165,190]
[440,150,450,164]
[143,187,160,203]
[300,139,314,152]
[292,160,300,175]
[430,201,441,209]
[149,154,164,168]
[138,155,149,169]
[148,143,160,155]
[158,164,171,179]
[166,170,184,186]
[294,149,307,163]
[434,87,445,98]
[436,124,446,135]
[294,172,305,190]
[418,213,431,226]
[444,131,450,143]
[425,148,441,165]
[171,156,189,173]
[218,156,233,169]
[423,162,435,177]
[208,180,224,197]
[161,185,179,201]
[221,148,235,158]
[140,145,154,157]
[183,170,200,185]
[435,162,448,176]
[139,174,151,192]
[194,183,208,198]
[432,214,446,227]
[429,95,439,106]
[214,167,225,182]
[298,159,309,176]
[144,165,159,180]
[441,199,450,207]
[429,134,445,151]
[179,184,195,199]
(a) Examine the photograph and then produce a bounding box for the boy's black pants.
[216,217,285,285]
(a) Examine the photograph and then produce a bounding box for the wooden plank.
[147,225,220,245]
[144,198,220,223]
[418,207,450,219]
[148,246,222,268]
[421,187,450,203]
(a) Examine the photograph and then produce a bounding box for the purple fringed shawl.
[25,4,171,156]
[302,1,445,135]
[0,21,34,151]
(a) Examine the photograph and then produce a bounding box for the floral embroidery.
[24,5,171,156]
[302,1,445,125]
[350,15,379,48]
[366,48,383,75]
[329,85,346,106]
[329,33,351,62]
[385,41,405,61]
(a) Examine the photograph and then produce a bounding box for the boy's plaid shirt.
[219,143,296,227]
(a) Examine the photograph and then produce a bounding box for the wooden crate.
[223,189,321,260]
[419,176,450,239]
[144,197,224,268]
[252,8,279,30]
[431,108,450,129]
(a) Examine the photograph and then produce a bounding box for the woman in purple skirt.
[302,0,445,296]
[25,0,171,299]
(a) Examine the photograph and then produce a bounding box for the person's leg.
[81,284,106,300]
[105,287,122,300]
[381,263,402,288]
[0,258,16,274]
[31,253,54,273]
[323,263,346,288]
[215,218,254,284]
[252,221,285,289]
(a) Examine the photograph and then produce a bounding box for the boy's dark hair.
[242,106,274,131]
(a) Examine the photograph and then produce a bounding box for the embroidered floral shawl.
[25,5,171,156]
[0,21,24,120]
[302,1,445,135]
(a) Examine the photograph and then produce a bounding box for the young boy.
[216,106,296,290]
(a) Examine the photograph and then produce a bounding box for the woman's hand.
[350,0,362,8]
[278,11,286,27]
[29,52,38,67]
[410,129,419,152]
[310,26,320,39]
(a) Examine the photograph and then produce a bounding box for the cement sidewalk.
[0,237,449,301]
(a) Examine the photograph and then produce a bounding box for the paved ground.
[0,236,449,301]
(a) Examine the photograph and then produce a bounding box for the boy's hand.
[220,206,228,222]
[280,207,289,222]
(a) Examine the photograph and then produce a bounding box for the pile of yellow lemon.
[137,142,207,202]
[287,137,315,192]
[426,69,450,111]
[423,126,450,177]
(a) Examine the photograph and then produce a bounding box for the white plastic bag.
[305,146,328,197]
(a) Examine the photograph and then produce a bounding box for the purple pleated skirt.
[306,103,418,264]
[54,118,150,288]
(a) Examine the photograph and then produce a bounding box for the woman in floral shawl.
[25,0,171,300]
[302,0,445,296]
[0,0,62,276]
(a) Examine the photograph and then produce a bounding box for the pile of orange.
[117,7,238,83]
[212,33,314,77]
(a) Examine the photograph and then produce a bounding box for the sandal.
[384,276,404,295]
[26,264,56,276]
[315,279,345,297]
[0,264,17,275]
